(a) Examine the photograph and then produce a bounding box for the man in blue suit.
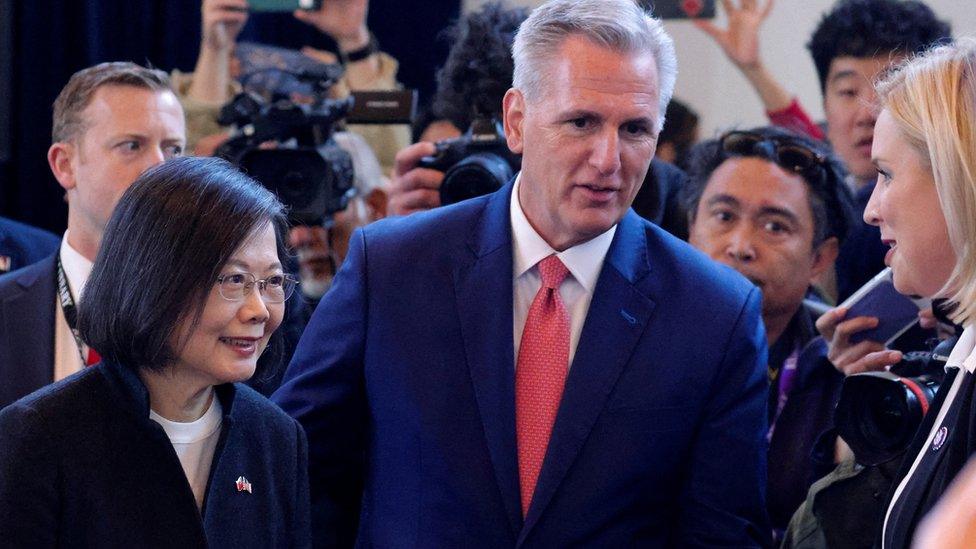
[273,0,770,546]
[0,216,59,275]
[0,62,186,409]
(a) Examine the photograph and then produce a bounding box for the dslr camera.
[418,118,521,205]
[216,66,354,227]
[835,335,957,465]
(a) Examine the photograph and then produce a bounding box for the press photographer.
[390,3,526,213]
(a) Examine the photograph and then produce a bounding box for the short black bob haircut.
[78,156,288,374]
[807,0,950,93]
[681,125,858,248]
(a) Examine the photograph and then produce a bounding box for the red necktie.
[86,348,101,367]
[516,254,571,517]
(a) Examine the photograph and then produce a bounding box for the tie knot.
[538,255,570,289]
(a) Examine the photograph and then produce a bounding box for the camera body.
[216,70,355,227]
[418,118,521,205]
[835,336,957,465]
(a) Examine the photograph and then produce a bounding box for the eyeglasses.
[719,131,826,176]
[215,273,299,303]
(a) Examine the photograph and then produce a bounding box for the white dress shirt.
[54,232,94,381]
[510,174,617,368]
[882,325,976,547]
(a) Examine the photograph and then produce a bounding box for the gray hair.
[511,0,677,132]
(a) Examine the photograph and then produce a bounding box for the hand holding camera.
[291,0,371,54]
[388,142,444,216]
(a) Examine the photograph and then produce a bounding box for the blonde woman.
[856,38,976,548]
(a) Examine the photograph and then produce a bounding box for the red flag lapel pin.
[235,476,253,494]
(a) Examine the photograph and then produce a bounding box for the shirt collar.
[942,325,976,373]
[59,231,94,301]
[509,173,616,292]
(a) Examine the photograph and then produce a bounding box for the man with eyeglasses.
[681,126,858,541]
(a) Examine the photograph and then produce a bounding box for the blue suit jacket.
[273,182,770,547]
[0,254,56,409]
[0,216,59,275]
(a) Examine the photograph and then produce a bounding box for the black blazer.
[0,360,310,548]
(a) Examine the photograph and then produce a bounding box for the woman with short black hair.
[0,156,310,547]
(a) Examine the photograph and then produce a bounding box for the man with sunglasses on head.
[682,126,858,542]
[696,0,951,303]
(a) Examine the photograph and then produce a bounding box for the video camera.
[418,118,521,206]
[216,42,416,226]
[216,64,354,227]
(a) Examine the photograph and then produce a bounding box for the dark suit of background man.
[0,63,186,409]
[0,216,59,275]
[273,0,770,546]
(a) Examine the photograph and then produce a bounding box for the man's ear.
[48,142,77,192]
[365,188,388,221]
[809,236,840,282]
[503,88,526,155]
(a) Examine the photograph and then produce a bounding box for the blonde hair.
[876,38,976,325]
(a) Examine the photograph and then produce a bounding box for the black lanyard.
[56,255,89,365]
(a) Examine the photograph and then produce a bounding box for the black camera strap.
[56,255,90,366]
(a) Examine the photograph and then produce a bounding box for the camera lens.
[440,153,515,205]
[837,372,928,465]
[241,148,350,226]
[854,384,913,452]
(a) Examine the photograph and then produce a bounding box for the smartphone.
[646,0,716,19]
[248,0,322,13]
[839,268,929,345]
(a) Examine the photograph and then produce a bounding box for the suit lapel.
[0,255,57,405]
[519,212,656,540]
[453,183,523,536]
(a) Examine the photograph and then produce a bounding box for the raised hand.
[293,0,370,53]
[694,0,773,70]
[387,142,445,216]
[201,0,249,52]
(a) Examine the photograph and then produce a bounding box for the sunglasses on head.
[719,131,826,176]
